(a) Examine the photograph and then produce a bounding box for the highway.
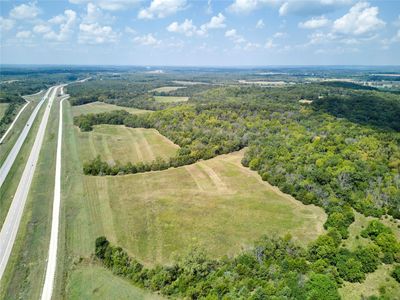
[0,85,61,280]
[40,95,68,300]
[0,88,52,188]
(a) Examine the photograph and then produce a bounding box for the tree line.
[95,219,399,299]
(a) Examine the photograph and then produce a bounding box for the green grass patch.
[76,125,179,165]
[0,103,9,119]
[53,101,160,299]
[72,101,149,116]
[343,211,400,251]
[153,96,189,103]
[66,265,164,300]
[81,149,326,265]
[339,264,400,299]
[150,86,185,93]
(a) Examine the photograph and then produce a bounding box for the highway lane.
[0,88,52,188]
[40,95,68,300]
[0,85,61,281]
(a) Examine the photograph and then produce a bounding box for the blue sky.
[0,0,399,66]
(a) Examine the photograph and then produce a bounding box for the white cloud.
[43,10,77,42]
[138,0,187,19]
[244,42,261,50]
[10,2,40,19]
[206,0,213,14]
[134,33,161,46]
[79,23,118,44]
[333,2,385,35]
[69,0,139,11]
[33,24,52,34]
[299,16,330,29]
[83,3,109,23]
[0,17,15,31]
[167,13,226,37]
[256,19,265,29]
[273,31,286,38]
[125,26,136,34]
[264,38,276,49]
[228,0,275,14]
[225,29,245,43]
[279,0,352,16]
[167,19,198,36]
[202,13,226,29]
[16,30,32,39]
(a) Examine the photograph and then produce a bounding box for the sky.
[0,0,399,66]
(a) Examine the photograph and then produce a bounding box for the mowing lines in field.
[197,162,229,193]
[138,129,155,161]
[41,95,67,300]
[0,86,59,281]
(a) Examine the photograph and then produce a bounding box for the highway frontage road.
[40,94,68,300]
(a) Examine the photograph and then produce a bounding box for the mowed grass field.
[67,265,164,300]
[150,86,185,93]
[0,103,9,119]
[76,125,179,164]
[153,96,189,103]
[83,150,326,265]
[72,101,149,116]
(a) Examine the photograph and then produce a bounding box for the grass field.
[0,103,9,119]
[153,96,189,103]
[66,265,164,300]
[78,142,326,265]
[150,86,185,93]
[55,101,161,299]
[339,264,400,300]
[343,211,400,251]
[72,101,149,116]
[76,125,179,164]
[339,212,400,299]
[57,102,326,297]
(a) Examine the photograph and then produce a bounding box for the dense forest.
[95,219,399,299]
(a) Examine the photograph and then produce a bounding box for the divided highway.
[0,85,61,280]
[0,88,51,188]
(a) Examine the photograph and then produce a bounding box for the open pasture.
[76,125,179,165]
[0,103,9,119]
[67,265,164,300]
[339,264,400,300]
[153,96,189,103]
[150,86,185,93]
[81,149,326,265]
[72,101,149,116]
